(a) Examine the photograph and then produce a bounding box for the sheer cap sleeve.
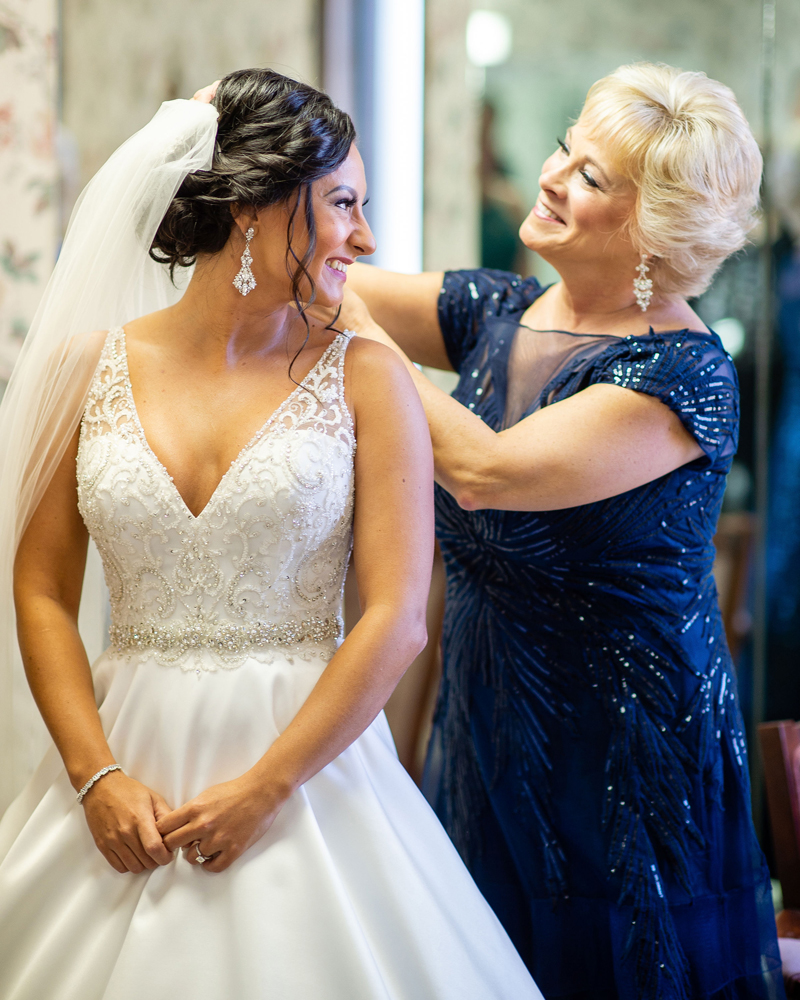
[589,331,739,468]
[437,269,542,373]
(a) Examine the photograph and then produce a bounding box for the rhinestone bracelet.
[76,764,124,804]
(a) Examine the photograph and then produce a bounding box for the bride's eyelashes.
[333,195,369,211]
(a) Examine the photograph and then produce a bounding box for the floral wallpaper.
[0,0,57,381]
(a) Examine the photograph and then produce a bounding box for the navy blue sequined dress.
[424,270,783,1000]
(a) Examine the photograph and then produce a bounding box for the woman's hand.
[192,80,220,103]
[81,770,174,874]
[303,288,382,339]
[336,288,376,335]
[336,288,402,353]
[156,772,288,873]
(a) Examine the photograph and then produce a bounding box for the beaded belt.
[110,614,341,656]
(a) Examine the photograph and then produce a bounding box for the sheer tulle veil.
[0,99,219,811]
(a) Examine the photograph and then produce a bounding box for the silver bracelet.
[76,764,124,804]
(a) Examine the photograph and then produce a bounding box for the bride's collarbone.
[118,333,344,517]
[125,346,330,442]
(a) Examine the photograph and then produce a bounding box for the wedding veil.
[0,99,219,812]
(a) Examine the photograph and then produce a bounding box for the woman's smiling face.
[519,121,639,273]
[305,144,376,306]
[242,144,376,309]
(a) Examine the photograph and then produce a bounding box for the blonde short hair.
[580,63,762,298]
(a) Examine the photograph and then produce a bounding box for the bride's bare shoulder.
[344,335,412,390]
[343,335,423,431]
[118,307,174,347]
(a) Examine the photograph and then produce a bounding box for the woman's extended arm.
[14,428,174,873]
[346,263,451,369]
[157,339,435,871]
[351,311,703,512]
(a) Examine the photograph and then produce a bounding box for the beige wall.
[62,0,322,187]
[423,0,480,272]
[61,0,479,273]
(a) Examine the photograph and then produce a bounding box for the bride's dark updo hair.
[150,67,356,306]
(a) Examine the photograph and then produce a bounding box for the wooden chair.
[757,720,800,995]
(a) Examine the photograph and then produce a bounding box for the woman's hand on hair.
[192,81,220,103]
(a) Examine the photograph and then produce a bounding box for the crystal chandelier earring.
[633,253,653,312]
[233,227,257,296]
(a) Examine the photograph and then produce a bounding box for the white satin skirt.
[0,647,542,1000]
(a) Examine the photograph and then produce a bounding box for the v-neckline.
[115,327,344,522]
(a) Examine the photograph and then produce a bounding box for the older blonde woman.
[344,64,781,1000]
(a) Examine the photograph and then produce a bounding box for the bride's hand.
[156,773,286,873]
[81,770,174,873]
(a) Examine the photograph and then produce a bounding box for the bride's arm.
[14,428,174,873]
[157,339,434,872]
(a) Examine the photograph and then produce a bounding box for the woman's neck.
[525,273,704,338]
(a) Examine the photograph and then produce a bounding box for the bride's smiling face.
[237,144,375,309]
[519,122,638,272]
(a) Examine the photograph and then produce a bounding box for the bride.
[0,68,541,999]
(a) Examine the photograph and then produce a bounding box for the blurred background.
[0,0,798,847]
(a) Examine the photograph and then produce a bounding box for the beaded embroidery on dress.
[0,320,543,1000]
[77,327,355,672]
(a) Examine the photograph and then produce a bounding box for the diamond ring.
[193,842,211,864]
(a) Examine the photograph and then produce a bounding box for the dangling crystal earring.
[633,253,653,312]
[233,227,257,296]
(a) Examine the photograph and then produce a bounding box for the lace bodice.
[77,327,355,672]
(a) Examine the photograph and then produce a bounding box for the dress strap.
[80,327,130,440]
[317,329,355,438]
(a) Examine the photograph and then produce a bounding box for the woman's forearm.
[406,366,501,505]
[374,330,705,511]
[247,603,427,799]
[346,265,451,369]
[16,595,116,790]
[354,320,499,506]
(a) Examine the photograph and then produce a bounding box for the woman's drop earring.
[633,253,653,312]
[233,227,256,296]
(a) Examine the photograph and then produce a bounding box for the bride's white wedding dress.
[0,326,541,1000]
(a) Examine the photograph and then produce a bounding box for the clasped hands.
[81,768,286,875]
